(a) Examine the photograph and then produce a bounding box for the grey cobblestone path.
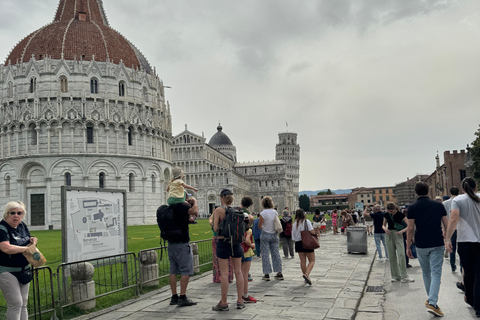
[72,233,378,320]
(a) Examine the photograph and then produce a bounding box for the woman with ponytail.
[446,177,480,317]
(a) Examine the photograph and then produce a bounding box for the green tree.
[326,189,333,195]
[317,191,327,195]
[468,125,480,182]
[299,194,310,211]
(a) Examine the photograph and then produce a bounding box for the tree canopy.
[299,194,310,212]
[317,189,334,195]
[467,125,480,182]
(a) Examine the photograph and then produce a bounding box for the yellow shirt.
[168,179,185,198]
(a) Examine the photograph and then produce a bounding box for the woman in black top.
[0,201,37,320]
[383,203,414,283]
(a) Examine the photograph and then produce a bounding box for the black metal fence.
[0,238,214,320]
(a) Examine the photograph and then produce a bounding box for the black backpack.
[156,205,182,242]
[218,207,245,244]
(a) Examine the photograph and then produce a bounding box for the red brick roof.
[5,0,152,73]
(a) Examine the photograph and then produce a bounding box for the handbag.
[22,244,47,268]
[301,221,320,250]
[11,266,33,284]
[274,215,283,233]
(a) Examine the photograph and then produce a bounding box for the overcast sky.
[1,0,479,191]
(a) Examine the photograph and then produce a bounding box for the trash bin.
[347,226,368,254]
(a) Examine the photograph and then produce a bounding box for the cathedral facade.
[0,0,173,229]
[172,125,300,215]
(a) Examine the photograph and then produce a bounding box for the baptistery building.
[172,125,300,215]
[0,0,172,228]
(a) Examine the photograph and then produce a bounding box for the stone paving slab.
[71,232,378,320]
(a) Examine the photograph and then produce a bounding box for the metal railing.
[1,239,214,319]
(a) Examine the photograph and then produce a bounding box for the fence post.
[70,262,96,310]
[139,250,159,288]
[190,243,200,273]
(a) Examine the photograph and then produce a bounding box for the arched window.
[129,173,135,192]
[29,124,37,145]
[65,173,72,186]
[86,124,94,143]
[128,127,133,146]
[90,78,98,94]
[30,77,37,93]
[8,82,13,98]
[151,175,156,193]
[60,76,68,93]
[5,176,11,197]
[119,81,125,96]
[143,87,148,102]
[99,172,105,188]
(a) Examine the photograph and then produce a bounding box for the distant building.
[348,187,374,209]
[171,125,300,215]
[424,150,467,199]
[394,175,429,206]
[371,186,397,207]
[309,194,349,211]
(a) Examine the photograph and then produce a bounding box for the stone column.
[70,262,96,310]
[139,250,159,287]
[190,243,200,274]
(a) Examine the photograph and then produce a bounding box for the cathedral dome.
[209,125,234,146]
[5,0,152,74]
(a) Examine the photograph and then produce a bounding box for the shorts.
[295,241,314,253]
[365,220,373,226]
[216,239,243,259]
[168,242,193,276]
[242,255,253,262]
[312,222,321,229]
[320,225,326,230]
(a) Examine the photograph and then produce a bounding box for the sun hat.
[172,167,184,179]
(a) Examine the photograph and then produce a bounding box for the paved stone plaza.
[73,233,376,320]
[71,233,475,320]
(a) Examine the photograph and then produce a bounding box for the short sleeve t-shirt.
[0,220,31,268]
[407,197,447,248]
[292,219,313,242]
[451,193,480,243]
[384,211,406,230]
[170,203,191,243]
[370,212,385,234]
[168,179,185,198]
[260,209,278,234]
[443,198,453,219]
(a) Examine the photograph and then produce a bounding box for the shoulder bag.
[274,214,283,233]
[11,266,33,284]
[301,221,320,249]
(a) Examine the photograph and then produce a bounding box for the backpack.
[283,221,292,236]
[156,205,182,241]
[218,207,245,244]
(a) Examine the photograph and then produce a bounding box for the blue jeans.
[417,246,444,307]
[374,233,388,259]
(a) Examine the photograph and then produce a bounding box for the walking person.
[292,209,316,285]
[445,177,480,317]
[331,209,339,235]
[442,186,460,272]
[364,205,388,261]
[280,210,294,259]
[211,189,244,311]
[383,203,414,283]
[406,182,448,317]
[0,201,38,320]
[209,211,234,283]
[258,196,283,281]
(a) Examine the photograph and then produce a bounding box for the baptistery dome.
[6,0,152,74]
[0,0,173,229]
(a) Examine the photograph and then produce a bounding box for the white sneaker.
[401,277,415,283]
[391,278,400,282]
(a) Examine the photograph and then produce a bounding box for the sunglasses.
[9,211,23,216]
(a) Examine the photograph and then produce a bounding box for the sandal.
[303,274,312,285]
